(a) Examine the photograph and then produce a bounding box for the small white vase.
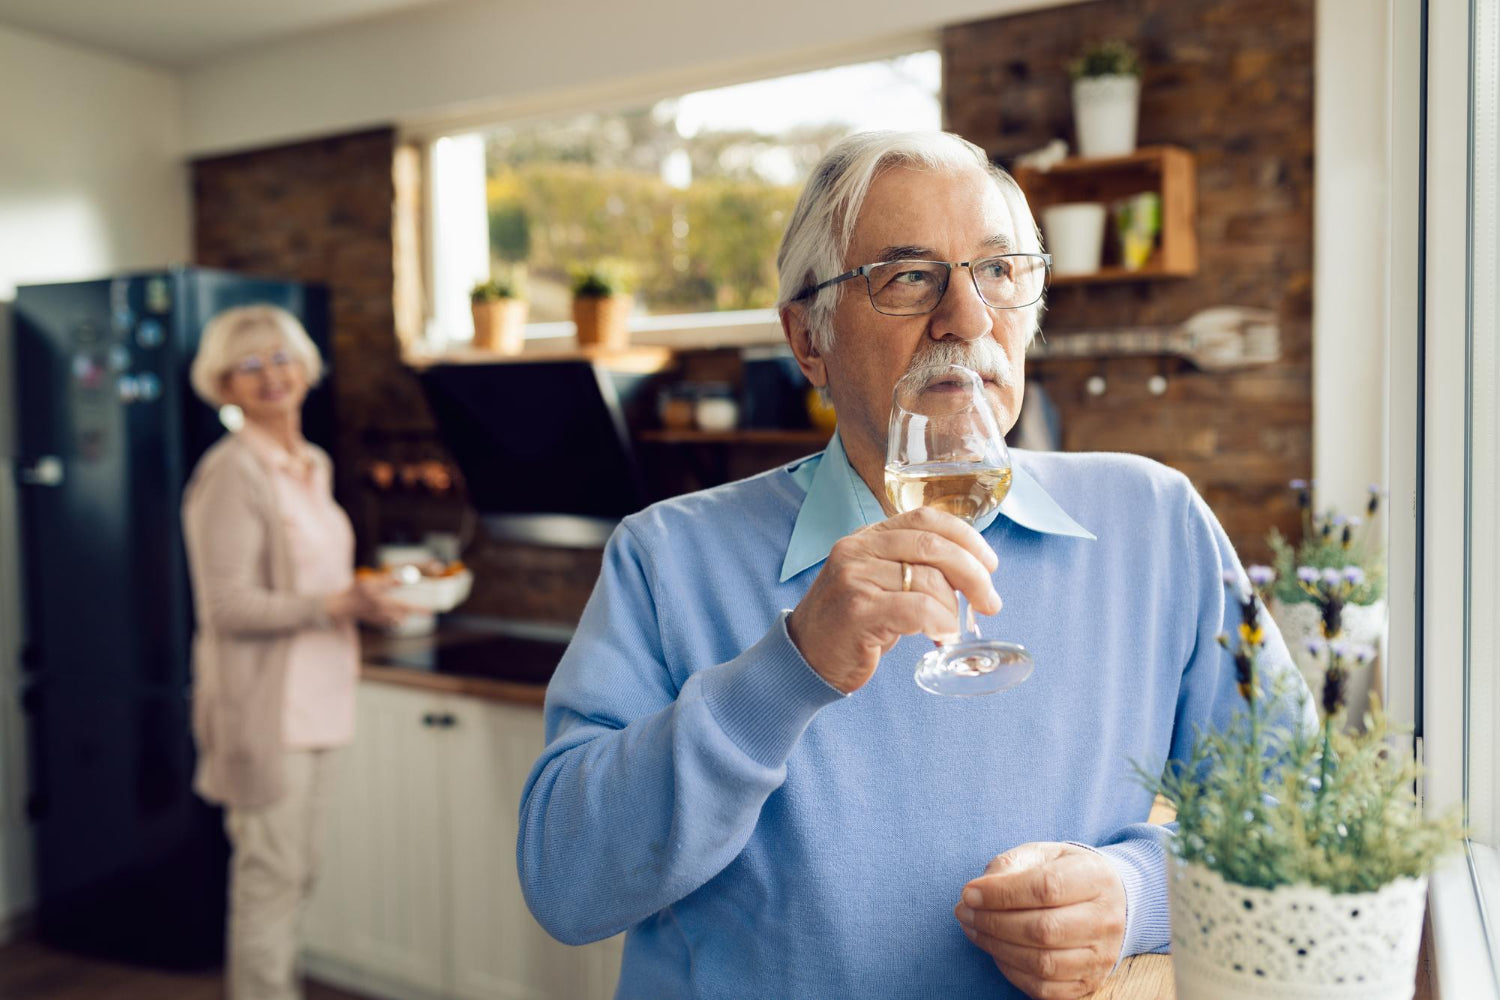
[1041,203,1107,275]
[1269,597,1387,720]
[1169,857,1427,1000]
[1072,74,1140,157]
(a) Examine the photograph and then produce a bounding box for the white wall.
[0,23,189,300]
[0,22,189,932]
[180,0,1083,156]
[1313,0,1389,517]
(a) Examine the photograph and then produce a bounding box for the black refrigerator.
[11,267,332,968]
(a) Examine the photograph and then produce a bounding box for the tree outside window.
[472,52,941,327]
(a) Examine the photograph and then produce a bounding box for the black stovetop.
[368,631,571,686]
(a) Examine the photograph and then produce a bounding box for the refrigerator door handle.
[16,456,64,487]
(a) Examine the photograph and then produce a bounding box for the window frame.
[1404,0,1500,993]
[401,36,941,355]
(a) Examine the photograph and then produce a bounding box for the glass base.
[913,640,1034,697]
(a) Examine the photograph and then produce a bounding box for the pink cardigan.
[181,433,338,808]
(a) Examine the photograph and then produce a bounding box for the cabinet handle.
[421,713,437,727]
[438,713,457,728]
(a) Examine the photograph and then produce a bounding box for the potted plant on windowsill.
[570,259,636,352]
[470,269,528,355]
[1145,567,1459,1000]
[1069,40,1142,158]
[1268,481,1387,726]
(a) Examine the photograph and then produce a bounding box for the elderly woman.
[182,304,408,1000]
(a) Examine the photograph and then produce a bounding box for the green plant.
[1140,569,1459,894]
[1268,481,1385,606]
[470,269,526,302]
[1068,40,1142,80]
[569,258,637,298]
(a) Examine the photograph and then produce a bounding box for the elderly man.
[518,130,1305,999]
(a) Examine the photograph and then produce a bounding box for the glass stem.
[954,589,980,641]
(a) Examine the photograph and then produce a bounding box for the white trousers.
[225,749,336,1000]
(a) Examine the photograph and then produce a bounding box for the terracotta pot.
[572,294,632,351]
[471,298,528,354]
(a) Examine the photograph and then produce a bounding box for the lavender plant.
[1143,566,1459,893]
[1268,481,1385,607]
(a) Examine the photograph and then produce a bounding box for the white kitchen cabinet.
[304,681,622,1000]
[445,696,622,1000]
[303,682,450,994]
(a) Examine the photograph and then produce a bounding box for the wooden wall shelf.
[408,344,673,374]
[1012,145,1198,283]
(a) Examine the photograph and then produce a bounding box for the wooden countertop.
[1093,955,1173,998]
[358,625,552,706]
[360,662,546,705]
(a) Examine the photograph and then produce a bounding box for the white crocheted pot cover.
[1168,856,1427,1000]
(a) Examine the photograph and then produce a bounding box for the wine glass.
[884,363,1034,696]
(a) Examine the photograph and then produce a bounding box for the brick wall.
[944,0,1314,561]
[191,129,599,625]
[192,129,433,502]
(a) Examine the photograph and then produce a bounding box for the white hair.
[775,130,1045,354]
[189,304,323,407]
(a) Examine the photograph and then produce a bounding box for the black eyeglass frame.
[791,252,1053,315]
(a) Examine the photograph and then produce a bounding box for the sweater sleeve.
[516,523,846,946]
[1090,481,1316,960]
[181,453,329,637]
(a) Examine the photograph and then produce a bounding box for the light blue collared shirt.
[780,431,1096,582]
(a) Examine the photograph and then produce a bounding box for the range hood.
[417,359,651,546]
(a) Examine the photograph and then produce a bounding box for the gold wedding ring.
[900,561,914,592]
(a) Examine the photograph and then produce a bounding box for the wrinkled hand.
[785,507,1000,693]
[954,842,1126,1000]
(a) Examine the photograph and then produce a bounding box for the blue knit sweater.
[518,445,1307,999]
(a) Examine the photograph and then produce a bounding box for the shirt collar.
[780,431,1095,583]
[238,423,317,480]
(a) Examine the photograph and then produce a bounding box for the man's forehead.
[847,165,1018,261]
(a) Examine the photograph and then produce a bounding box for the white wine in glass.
[885,363,1033,696]
[884,463,1013,523]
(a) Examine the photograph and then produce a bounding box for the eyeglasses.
[230,350,294,377]
[793,253,1051,316]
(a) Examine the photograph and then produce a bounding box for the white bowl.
[385,612,437,637]
[388,569,473,613]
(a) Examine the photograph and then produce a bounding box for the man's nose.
[929,266,993,342]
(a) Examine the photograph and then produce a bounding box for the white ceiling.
[0,0,458,68]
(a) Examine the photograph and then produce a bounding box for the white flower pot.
[1169,857,1427,1000]
[1269,597,1386,720]
[1041,203,1107,275]
[1072,74,1140,158]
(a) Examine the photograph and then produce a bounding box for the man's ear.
[780,304,828,389]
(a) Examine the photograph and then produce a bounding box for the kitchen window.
[420,50,941,350]
[1397,0,1500,993]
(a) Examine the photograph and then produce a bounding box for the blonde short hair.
[189,304,324,407]
[776,130,1044,354]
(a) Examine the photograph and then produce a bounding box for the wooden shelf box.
[1010,145,1198,284]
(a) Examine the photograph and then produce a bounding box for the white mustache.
[907,338,1017,388]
